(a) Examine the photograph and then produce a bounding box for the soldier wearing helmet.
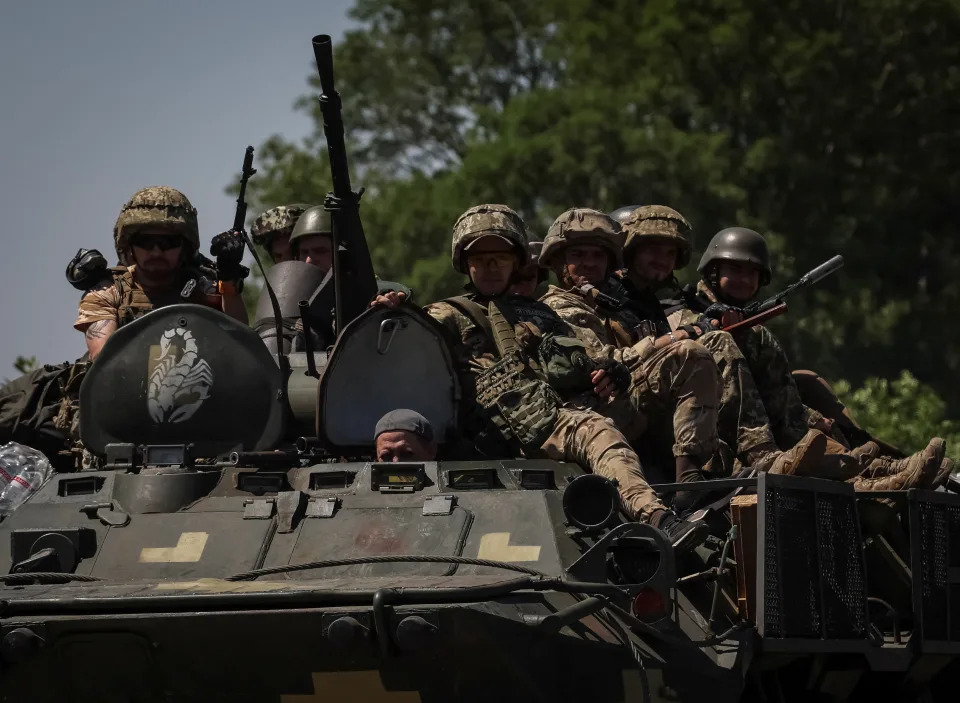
[509,241,547,299]
[289,206,334,275]
[251,204,312,263]
[74,186,248,359]
[668,227,949,490]
[372,205,710,551]
[539,208,728,494]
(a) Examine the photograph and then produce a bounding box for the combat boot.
[933,456,955,489]
[651,509,709,553]
[852,438,944,491]
[750,430,828,476]
[850,441,880,464]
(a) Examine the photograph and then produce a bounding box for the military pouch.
[475,352,560,448]
[537,333,594,394]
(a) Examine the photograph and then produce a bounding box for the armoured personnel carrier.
[1,33,959,703]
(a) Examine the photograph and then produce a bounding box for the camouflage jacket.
[538,285,656,369]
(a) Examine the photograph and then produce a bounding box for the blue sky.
[0,0,354,374]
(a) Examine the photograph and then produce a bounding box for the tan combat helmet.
[251,203,312,248]
[621,205,693,270]
[114,186,199,265]
[451,204,528,274]
[540,208,625,271]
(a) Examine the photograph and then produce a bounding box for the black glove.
[598,359,632,396]
[679,315,718,340]
[66,248,108,290]
[210,230,249,282]
[703,302,742,321]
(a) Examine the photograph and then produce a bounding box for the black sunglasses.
[132,234,182,251]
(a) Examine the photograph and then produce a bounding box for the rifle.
[311,34,378,335]
[722,255,844,332]
[233,145,257,232]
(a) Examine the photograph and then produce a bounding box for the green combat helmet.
[540,208,625,270]
[251,204,312,248]
[620,204,693,269]
[698,227,773,286]
[114,186,200,265]
[288,205,333,256]
[451,204,527,274]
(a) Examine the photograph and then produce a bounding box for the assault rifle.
[311,34,378,335]
[722,254,844,333]
[233,145,257,232]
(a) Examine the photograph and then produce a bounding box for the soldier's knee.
[675,338,715,366]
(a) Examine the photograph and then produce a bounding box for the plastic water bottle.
[0,442,52,517]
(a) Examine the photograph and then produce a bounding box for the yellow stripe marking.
[282,671,421,702]
[477,532,541,562]
[139,532,208,563]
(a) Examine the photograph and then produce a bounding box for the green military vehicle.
[0,34,957,703]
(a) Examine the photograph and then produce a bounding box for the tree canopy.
[239,0,960,447]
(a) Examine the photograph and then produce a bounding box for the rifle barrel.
[312,35,335,95]
[799,254,844,286]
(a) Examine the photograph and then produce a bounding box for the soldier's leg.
[539,408,665,522]
[734,326,816,449]
[628,339,721,467]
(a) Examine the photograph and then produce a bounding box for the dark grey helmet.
[698,227,772,286]
[289,206,333,254]
[609,205,643,226]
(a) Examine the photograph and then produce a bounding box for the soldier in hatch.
[538,208,825,496]
[373,204,707,550]
[251,203,312,263]
[374,409,437,462]
[289,205,335,276]
[74,186,249,359]
[670,226,949,489]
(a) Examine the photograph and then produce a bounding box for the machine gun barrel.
[310,33,377,335]
[748,254,844,316]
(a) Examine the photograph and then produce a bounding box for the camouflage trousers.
[626,339,721,462]
[540,406,665,522]
[732,325,821,449]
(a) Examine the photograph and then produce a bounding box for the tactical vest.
[109,266,219,327]
[443,295,594,450]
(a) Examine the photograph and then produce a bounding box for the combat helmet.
[540,208,625,270]
[289,206,333,255]
[451,204,527,274]
[609,204,643,226]
[620,205,692,269]
[114,186,199,265]
[698,227,772,286]
[251,203,312,248]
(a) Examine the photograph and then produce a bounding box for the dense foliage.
[237,0,960,441]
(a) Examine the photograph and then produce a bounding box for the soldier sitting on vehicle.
[74,186,249,359]
[373,204,708,551]
[251,204,312,263]
[668,225,948,490]
[374,409,437,462]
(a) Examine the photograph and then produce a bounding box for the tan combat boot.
[752,430,828,476]
[933,456,955,489]
[852,438,945,491]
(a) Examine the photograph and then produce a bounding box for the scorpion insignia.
[147,327,214,424]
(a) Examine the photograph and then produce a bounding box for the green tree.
[242,0,960,414]
[13,356,37,376]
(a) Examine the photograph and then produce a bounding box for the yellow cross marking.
[139,532,208,563]
[282,671,420,702]
[477,532,541,562]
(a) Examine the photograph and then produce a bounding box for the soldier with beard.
[671,226,949,489]
[373,204,707,550]
[74,186,248,360]
[538,208,826,496]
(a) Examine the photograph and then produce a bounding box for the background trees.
[239,0,960,456]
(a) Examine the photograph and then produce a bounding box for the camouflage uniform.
[428,204,667,522]
[76,186,215,331]
[669,281,820,451]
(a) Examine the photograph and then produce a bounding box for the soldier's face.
[630,241,678,285]
[131,229,183,277]
[563,245,610,285]
[297,235,334,274]
[717,261,761,303]
[269,235,292,263]
[376,430,437,462]
[466,237,517,296]
[510,263,541,298]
